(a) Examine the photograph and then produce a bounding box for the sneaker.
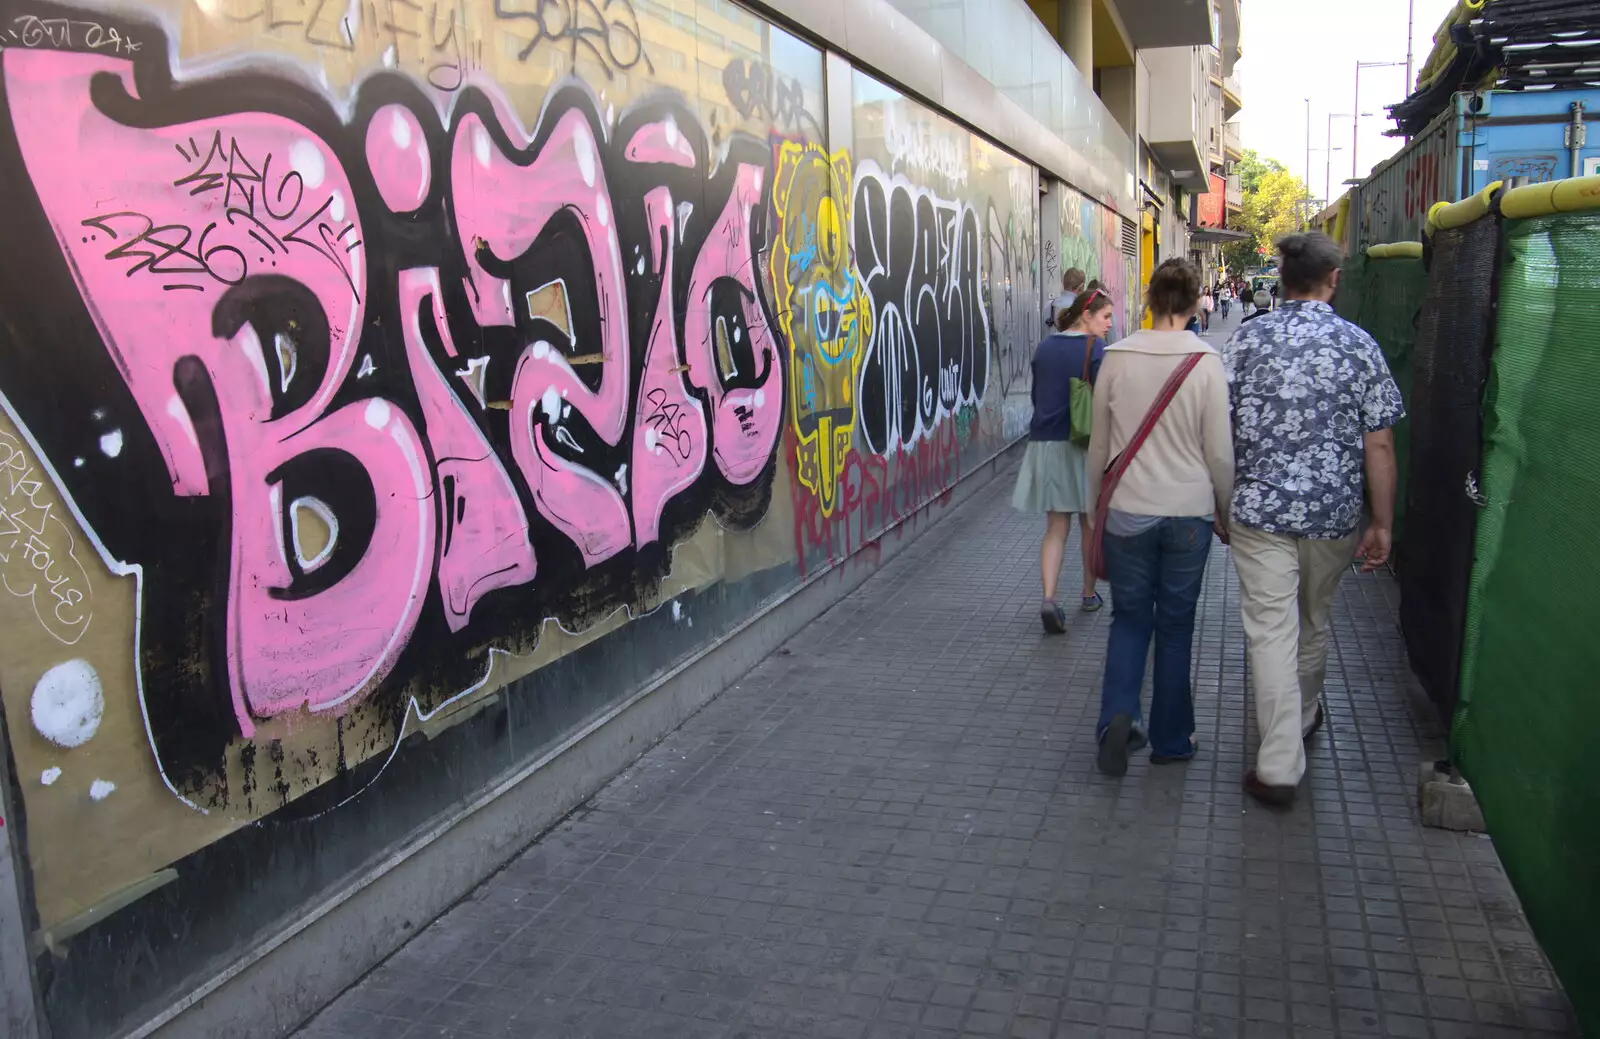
[1040,601,1067,635]
[1081,593,1105,613]
[1303,703,1326,740]
[1098,713,1133,777]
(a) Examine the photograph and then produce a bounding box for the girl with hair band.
[1013,288,1115,632]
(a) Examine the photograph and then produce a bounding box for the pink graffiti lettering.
[7,51,365,498]
[367,104,432,214]
[624,117,695,168]
[6,48,788,744]
[7,50,436,732]
[683,162,782,485]
[215,348,433,727]
[398,268,536,630]
[632,186,707,546]
[453,108,635,565]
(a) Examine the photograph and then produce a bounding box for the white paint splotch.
[30,659,104,748]
[89,778,116,801]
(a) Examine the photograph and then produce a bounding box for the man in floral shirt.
[1221,232,1404,809]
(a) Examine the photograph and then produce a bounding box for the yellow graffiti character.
[769,141,872,516]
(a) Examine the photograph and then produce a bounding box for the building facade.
[1012,0,1245,309]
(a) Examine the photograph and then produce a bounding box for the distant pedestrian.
[1086,260,1235,777]
[1047,268,1087,329]
[1014,289,1116,632]
[1199,288,1215,333]
[1222,232,1403,809]
[1244,288,1272,321]
[1219,285,1233,319]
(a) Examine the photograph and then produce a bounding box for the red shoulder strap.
[1086,352,1204,581]
[1097,353,1203,504]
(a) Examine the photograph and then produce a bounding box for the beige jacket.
[1086,330,1235,521]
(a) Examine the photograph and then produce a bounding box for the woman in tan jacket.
[1086,259,1235,777]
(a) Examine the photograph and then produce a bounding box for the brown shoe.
[1244,770,1295,809]
[1303,704,1326,740]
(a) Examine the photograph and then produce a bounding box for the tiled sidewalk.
[298,459,1577,1039]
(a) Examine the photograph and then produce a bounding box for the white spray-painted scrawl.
[31,658,103,748]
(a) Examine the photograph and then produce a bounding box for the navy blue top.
[1029,332,1106,442]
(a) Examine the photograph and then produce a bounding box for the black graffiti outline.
[492,0,652,79]
[641,387,694,464]
[852,165,991,455]
[721,57,818,137]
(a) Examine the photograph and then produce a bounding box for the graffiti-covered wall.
[0,2,1043,1035]
[846,72,1039,449]
[1042,178,1137,342]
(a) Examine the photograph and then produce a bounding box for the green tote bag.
[1068,338,1095,447]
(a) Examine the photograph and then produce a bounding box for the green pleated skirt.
[1012,440,1090,515]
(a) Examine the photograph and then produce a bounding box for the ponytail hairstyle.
[1057,286,1115,332]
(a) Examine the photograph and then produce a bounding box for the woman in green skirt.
[1013,289,1114,632]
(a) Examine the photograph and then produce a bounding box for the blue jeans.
[1096,517,1213,758]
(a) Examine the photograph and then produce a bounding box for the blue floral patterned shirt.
[1221,300,1404,540]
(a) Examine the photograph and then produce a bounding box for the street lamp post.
[1325,112,1370,203]
[1406,0,1417,95]
[1305,98,1313,230]
[1353,61,1407,181]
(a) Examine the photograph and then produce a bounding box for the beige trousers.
[1230,526,1359,788]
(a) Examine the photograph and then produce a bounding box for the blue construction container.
[1460,87,1600,195]
[1347,86,1600,253]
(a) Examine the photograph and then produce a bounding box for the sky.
[1236,0,1461,206]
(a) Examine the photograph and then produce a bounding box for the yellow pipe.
[1427,180,1503,233]
[1415,43,1458,93]
[1366,242,1424,260]
[1332,195,1351,248]
[1414,0,1487,93]
[1501,176,1600,220]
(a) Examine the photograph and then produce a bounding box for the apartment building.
[1013,0,1245,301]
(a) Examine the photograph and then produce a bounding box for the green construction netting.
[1335,252,1429,543]
[1455,211,1600,1036]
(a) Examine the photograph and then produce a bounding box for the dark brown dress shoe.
[1303,704,1326,740]
[1244,770,1295,809]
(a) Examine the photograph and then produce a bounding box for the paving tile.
[297,461,1580,1039]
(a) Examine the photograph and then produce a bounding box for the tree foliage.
[1224,160,1308,272]
[1233,149,1287,195]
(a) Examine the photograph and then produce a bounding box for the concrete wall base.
[1419,761,1487,833]
[137,441,1023,1039]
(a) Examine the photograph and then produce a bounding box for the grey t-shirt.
[1105,510,1212,538]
